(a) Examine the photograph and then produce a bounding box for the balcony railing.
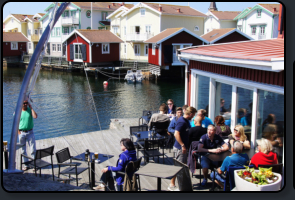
[258,34,266,40]
[31,34,40,42]
[61,17,79,25]
[126,33,154,41]
[61,33,70,41]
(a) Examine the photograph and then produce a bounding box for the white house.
[40,2,133,57]
[234,3,280,40]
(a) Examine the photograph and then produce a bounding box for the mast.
[5,2,71,173]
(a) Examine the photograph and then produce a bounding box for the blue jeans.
[201,156,219,169]
[210,171,225,183]
[19,129,36,166]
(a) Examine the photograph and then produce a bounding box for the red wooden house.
[3,32,29,57]
[200,28,253,44]
[144,28,209,68]
[62,29,123,64]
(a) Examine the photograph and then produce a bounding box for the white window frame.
[134,44,140,56]
[74,43,83,61]
[52,44,56,52]
[190,68,284,147]
[56,28,60,36]
[144,44,148,56]
[113,27,118,34]
[140,8,146,16]
[251,26,256,35]
[28,42,31,50]
[34,29,38,35]
[124,44,127,54]
[11,42,18,50]
[39,29,43,35]
[28,29,31,36]
[152,43,156,55]
[11,18,14,23]
[145,25,151,34]
[260,26,266,36]
[57,44,61,52]
[102,43,110,54]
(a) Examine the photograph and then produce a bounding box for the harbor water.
[2,67,184,142]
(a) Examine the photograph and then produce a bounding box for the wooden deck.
[8,118,212,191]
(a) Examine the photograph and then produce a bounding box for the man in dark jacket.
[94,138,137,191]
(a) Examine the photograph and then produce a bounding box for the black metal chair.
[139,110,158,126]
[257,164,283,174]
[192,151,215,185]
[117,157,142,191]
[173,158,193,191]
[138,137,165,165]
[55,147,90,187]
[130,125,148,158]
[20,145,55,180]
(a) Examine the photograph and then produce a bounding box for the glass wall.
[236,87,253,140]
[256,90,284,163]
[215,82,232,125]
[195,75,210,116]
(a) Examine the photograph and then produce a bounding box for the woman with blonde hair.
[228,125,250,149]
[250,138,278,168]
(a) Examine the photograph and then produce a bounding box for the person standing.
[168,106,197,191]
[18,99,38,170]
[188,116,207,148]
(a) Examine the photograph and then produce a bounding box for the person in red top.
[250,138,278,168]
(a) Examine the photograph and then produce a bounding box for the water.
[2,67,184,142]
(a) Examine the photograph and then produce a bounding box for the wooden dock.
[6,118,212,191]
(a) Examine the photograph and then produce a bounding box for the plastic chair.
[55,147,90,186]
[173,158,193,191]
[117,157,142,191]
[20,145,55,180]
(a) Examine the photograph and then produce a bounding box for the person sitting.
[262,124,282,148]
[95,138,137,191]
[228,125,251,149]
[190,109,213,128]
[220,98,228,115]
[214,115,231,137]
[250,138,278,168]
[148,103,170,133]
[237,108,248,126]
[188,116,207,148]
[210,141,249,190]
[166,99,177,118]
[198,125,229,186]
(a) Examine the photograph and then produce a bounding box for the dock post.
[91,158,95,189]
[4,150,9,169]
[95,70,98,79]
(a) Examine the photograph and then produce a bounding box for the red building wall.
[91,43,120,63]
[186,60,284,105]
[213,32,250,44]
[161,31,204,66]
[148,43,159,65]
[67,34,89,63]
[3,42,27,57]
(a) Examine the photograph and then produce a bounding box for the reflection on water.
[2,67,184,142]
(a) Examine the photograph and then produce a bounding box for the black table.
[135,163,183,191]
[133,131,164,142]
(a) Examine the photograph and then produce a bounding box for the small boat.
[124,70,136,83]
[135,70,143,82]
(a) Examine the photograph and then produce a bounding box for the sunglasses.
[234,129,238,132]
[23,102,28,105]
[168,103,173,105]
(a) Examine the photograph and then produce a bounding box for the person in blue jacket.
[190,109,213,128]
[94,138,137,191]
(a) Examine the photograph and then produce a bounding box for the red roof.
[180,38,284,61]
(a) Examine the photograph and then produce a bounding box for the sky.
[2,2,280,19]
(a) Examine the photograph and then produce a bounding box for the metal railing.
[31,34,40,42]
[126,33,154,41]
[61,16,79,25]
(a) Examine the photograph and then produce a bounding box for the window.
[124,26,126,35]
[260,26,266,35]
[28,42,31,49]
[124,44,127,54]
[63,27,69,35]
[86,10,91,18]
[194,26,199,31]
[74,44,82,60]
[71,10,76,17]
[113,27,118,34]
[195,74,210,111]
[63,11,69,17]
[102,12,108,21]
[40,29,42,35]
[56,28,60,36]
[251,26,256,35]
[11,42,18,50]
[51,28,55,36]
[57,44,61,52]
[207,28,209,33]
[144,44,148,56]
[140,8,145,16]
[52,44,56,52]
[214,82,232,124]
[11,18,14,23]
[28,29,31,36]
[152,44,155,55]
[102,43,110,54]
[35,29,38,35]
[145,25,151,34]
[257,9,262,18]
[134,44,140,55]
[238,25,242,32]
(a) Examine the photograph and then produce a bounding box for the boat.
[124,70,136,83]
[135,70,143,82]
